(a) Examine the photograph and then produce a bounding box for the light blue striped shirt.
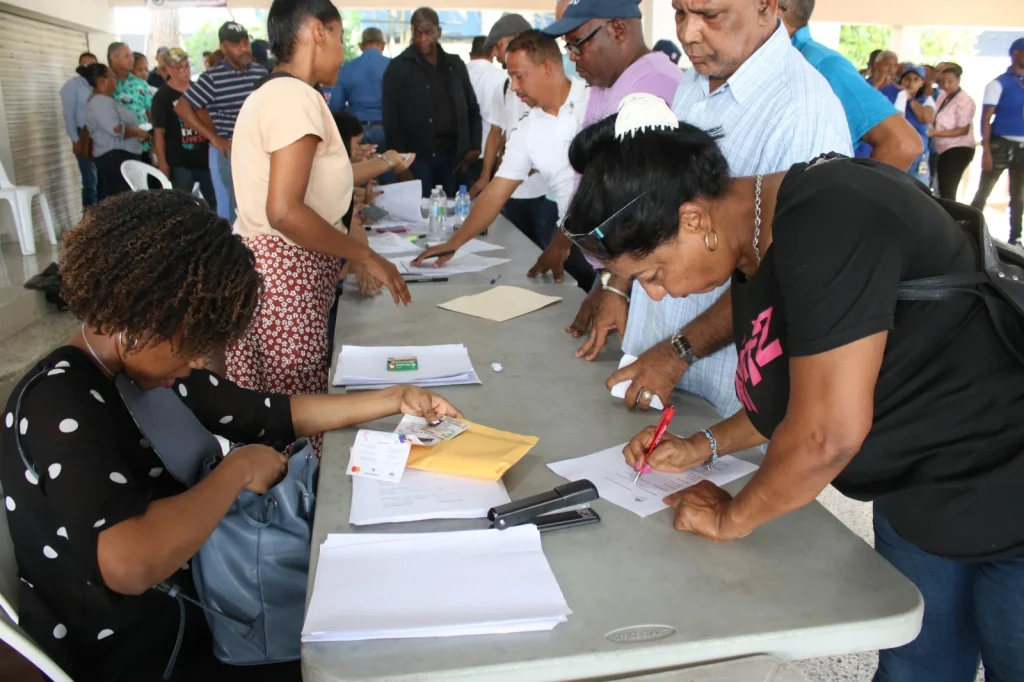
[622,21,853,419]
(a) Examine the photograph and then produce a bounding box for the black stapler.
[488,480,601,533]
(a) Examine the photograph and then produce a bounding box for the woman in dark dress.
[0,191,462,681]
[562,94,1024,682]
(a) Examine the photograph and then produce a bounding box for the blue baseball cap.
[900,64,926,80]
[1011,37,1024,55]
[653,39,682,65]
[541,0,643,38]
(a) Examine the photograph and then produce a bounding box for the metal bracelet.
[602,284,630,303]
[698,428,719,471]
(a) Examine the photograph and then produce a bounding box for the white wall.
[0,0,115,34]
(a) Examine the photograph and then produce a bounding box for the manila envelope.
[406,421,539,481]
[438,286,562,323]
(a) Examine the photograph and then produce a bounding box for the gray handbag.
[116,375,317,665]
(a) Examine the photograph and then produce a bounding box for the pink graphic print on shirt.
[735,307,784,413]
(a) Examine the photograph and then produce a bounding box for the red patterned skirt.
[227,234,340,455]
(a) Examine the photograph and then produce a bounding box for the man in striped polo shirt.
[176,22,267,223]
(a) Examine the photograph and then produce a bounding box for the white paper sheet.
[302,526,571,641]
[548,445,759,518]
[427,238,506,254]
[333,344,482,388]
[391,252,511,277]
[609,355,666,411]
[372,180,425,223]
[368,232,423,254]
[349,468,511,526]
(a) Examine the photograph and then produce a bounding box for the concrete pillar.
[890,25,923,63]
[640,0,655,48]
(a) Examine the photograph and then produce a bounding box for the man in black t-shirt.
[151,49,216,211]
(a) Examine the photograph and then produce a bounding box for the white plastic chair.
[0,160,57,257]
[0,507,74,682]
[120,160,172,192]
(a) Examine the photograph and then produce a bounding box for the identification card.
[395,415,470,446]
[387,356,419,372]
[347,430,412,482]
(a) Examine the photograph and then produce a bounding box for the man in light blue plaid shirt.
[607,1,852,418]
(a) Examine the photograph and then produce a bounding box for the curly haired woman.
[0,191,461,681]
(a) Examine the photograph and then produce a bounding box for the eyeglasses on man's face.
[563,20,613,57]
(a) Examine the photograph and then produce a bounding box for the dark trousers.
[171,166,218,213]
[502,196,558,249]
[409,139,459,198]
[936,147,976,201]
[94,150,140,200]
[76,155,98,208]
[972,135,1024,243]
[872,510,1024,682]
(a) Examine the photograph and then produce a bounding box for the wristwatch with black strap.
[670,331,699,366]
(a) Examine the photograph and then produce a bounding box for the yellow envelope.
[406,421,538,481]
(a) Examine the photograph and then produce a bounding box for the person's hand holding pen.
[410,241,460,268]
[622,427,709,474]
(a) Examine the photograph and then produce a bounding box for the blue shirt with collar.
[791,26,898,146]
[329,47,389,121]
[60,74,92,143]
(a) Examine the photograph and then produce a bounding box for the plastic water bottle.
[428,186,447,241]
[453,185,471,231]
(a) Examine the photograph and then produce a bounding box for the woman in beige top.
[227,0,413,455]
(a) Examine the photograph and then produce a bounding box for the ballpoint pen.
[632,406,677,484]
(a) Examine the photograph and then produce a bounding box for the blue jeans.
[409,140,459,198]
[171,167,217,213]
[76,155,98,208]
[873,509,1024,682]
[501,196,558,249]
[208,146,234,224]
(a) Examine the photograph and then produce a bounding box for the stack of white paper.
[391,251,511,277]
[368,232,422,254]
[427,238,506,254]
[548,445,759,518]
[350,468,511,526]
[301,526,572,642]
[372,180,425,224]
[333,344,481,389]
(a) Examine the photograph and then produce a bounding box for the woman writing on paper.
[227,0,415,456]
[562,94,1024,682]
[0,191,462,682]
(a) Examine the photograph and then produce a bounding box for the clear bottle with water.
[452,185,471,231]
[428,186,447,241]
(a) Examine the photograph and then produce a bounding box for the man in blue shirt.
[779,0,921,171]
[330,28,390,151]
[972,37,1024,245]
[61,52,99,210]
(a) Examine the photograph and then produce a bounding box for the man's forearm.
[175,100,220,145]
[677,290,734,358]
[449,179,517,246]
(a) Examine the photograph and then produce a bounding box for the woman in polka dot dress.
[0,191,461,681]
[226,0,414,457]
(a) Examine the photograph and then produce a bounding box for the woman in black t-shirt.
[0,191,462,681]
[562,95,1024,682]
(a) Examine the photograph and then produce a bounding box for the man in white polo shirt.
[412,31,589,268]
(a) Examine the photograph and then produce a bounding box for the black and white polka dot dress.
[0,346,295,681]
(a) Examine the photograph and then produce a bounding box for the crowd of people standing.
[28,0,1024,679]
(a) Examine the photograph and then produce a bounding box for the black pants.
[972,135,1024,243]
[409,139,459,198]
[172,166,218,213]
[502,196,559,249]
[936,146,976,201]
[94,150,141,200]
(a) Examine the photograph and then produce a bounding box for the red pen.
[632,406,676,484]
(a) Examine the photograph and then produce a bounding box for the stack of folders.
[333,344,481,390]
[301,526,572,642]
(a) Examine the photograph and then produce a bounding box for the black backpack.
[897,198,1024,366]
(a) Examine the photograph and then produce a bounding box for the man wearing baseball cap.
[175,21,267,223]
[531,0,681,351]
[972,37,1024,245]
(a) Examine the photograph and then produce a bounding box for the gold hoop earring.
[704,229,719,252]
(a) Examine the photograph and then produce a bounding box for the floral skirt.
[226,234,340,455]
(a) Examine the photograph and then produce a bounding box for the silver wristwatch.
[670,331,698,365]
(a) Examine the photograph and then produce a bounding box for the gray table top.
[303,220,923,682]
